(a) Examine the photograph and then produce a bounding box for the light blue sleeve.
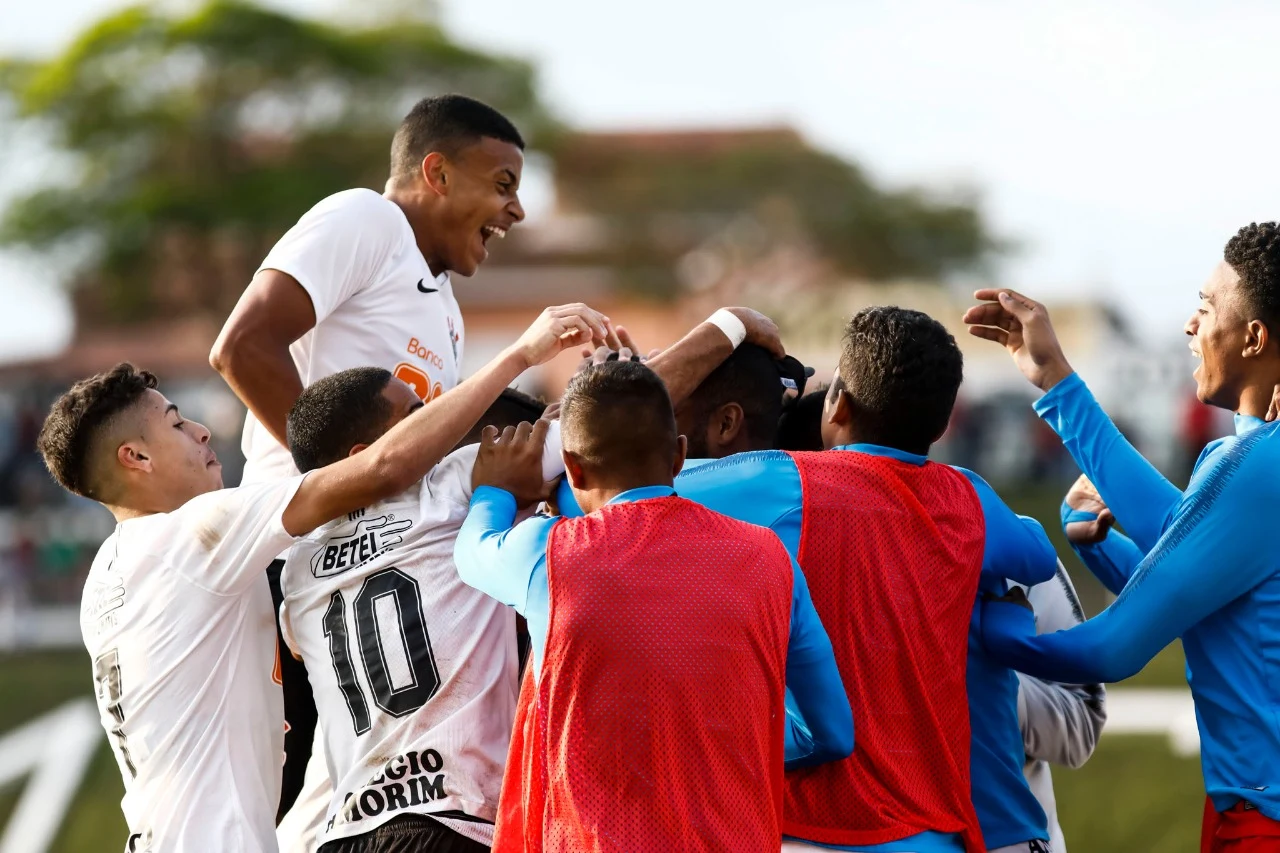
[674,451,805,556]
[1034,373,1183,554]
[1061,501,1145,596]
[981,427,1280,684]
[553,476,583,519]
[955,468,1058,586]
[454,485,556,615]
[783,554,854,770]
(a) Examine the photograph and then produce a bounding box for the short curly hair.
[37,363,158,499]
[287,367,394,473]
[837,306,963,454]
[1223,222,1280,331]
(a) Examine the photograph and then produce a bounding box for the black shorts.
[317,815,489,853]
[268,557,318,820]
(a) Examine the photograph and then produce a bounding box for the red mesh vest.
[494,496,794,852]
[785,451,986,853]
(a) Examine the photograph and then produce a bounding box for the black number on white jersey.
[92,649,136,778]
[324,567,441,734]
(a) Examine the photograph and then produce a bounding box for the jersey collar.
[834,443,929,467]
[605,485,678,506]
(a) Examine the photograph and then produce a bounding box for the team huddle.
[32,95,1280,853]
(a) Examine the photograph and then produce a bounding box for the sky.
[2,0,1277,361]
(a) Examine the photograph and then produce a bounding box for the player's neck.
[384,188,448,278]
[572,476,674,515]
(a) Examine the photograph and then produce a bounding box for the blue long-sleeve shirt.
[1060,503,1145,596]
[981,372,1280,818]
[454,484,853,772]
[552,448,1056,852]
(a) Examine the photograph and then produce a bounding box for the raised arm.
[964,290,1183,552]
[646,308,783,405]
[783,556,854,770]
[981,436,1278,684]
[281,305,608,537]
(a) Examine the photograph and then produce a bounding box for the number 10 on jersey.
[322,567,441,735]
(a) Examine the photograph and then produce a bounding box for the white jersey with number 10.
[280,432,560,847]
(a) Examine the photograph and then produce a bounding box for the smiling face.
[432,136,526,276]
[1185,261,1253,408]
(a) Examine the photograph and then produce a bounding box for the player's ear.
[672,434,688,478]
[716,402,744,447]
[827,386,852,427]
[422,152,449,196]
[348,443,370,458]
[562,449,587,490]
[117,440,152,474]
[1243,318,1269,358]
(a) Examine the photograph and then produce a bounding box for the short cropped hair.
[37,362,157,499]
[561,361,678,477]
[775,387,828,452]
[838,306,963,454]
[287,368,394,473]
[454,387,547,451]
[1224,222,1280,332]
[390,94,524,182]
[682,344,787,454]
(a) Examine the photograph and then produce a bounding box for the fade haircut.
[775,386,828,452]
[37,362,157,499]
[838,306,963,454]
[454,387,547,451]
[390,94,524,183]
[287,368,394,473]
[560,361,678,478]
[1224,222,1280,333]
[682,344,786,454]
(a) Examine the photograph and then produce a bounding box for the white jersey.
[280,435,561,847]
[80,477,305,853]
[242,188,465,484]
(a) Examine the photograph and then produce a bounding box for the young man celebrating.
[968,222,1280,852]
[667,343,1101,853]
[671,308,1059,853]
[454,360,852,852]
[41,304,607,852]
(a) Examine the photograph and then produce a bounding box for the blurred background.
[0,0,1269,850]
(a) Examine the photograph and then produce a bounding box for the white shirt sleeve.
[1016,563,1107,768]
[257,189,403,325]
[168,476,307,596]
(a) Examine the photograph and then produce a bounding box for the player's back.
[80,481,302,852]
[506,496,793,853]
[784,450,985,850]
[280,444,516,848]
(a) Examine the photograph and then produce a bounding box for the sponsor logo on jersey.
[415,277,439,294]
[404,337,446,371]
[393,362,444,403]
[328,748,458,835]
[310,515,413,579]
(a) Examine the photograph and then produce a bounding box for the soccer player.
[274,315,777,853]
[454,360,852,851]
[210,93,534,818]
[41,304,607,852]
[967,222,1280,851]
[668,308,1059,853]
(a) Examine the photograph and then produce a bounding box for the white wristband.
[706,308,747,349]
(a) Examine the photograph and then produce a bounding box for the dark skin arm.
[210,270,316,449]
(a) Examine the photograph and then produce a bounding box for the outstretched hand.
[512,304,613,369]
[471,419,555,508]
[963,289,1074,393]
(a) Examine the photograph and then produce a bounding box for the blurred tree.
[553,128,1002,297]
[0,0,555,325]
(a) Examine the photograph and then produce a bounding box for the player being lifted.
[38,304,608,853]
[274,310,786,853]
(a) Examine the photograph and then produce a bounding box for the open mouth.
[207,454,221,468]
[480,224,508,245]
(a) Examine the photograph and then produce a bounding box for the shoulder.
[302,188,408,231]
[676,449,796,490]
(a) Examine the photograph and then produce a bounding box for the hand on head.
[513,304,612,369]
[963,289,1074,393]
[471,418,555,508]
[1063,474,1116,546]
